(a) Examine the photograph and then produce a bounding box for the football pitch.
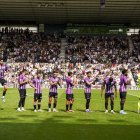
[0,88,140,140]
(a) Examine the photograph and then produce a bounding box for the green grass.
[0,88,140,140]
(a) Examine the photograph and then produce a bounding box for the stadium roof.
[0,0,140,24]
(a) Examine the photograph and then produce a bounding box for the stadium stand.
[0,28,61,63]
[0,28,138,88]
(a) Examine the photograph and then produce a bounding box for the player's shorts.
[49,92,58,98]
[18,89,26,98]
[34,93,42,101]
[120,92,127,99]
[85,92,91,99]
[0,78,7,86]
[105,93,114,98]
[66,94,74,101]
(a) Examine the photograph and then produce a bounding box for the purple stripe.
[49,77,58,93]
[84,77,92,93]
[66,88,72,94]
[66,77,73,94]
[18,75,26,89]
[0,65,7,79]
[50,86,57,93]
[85,88,91,93]
[33,78,42,94]
[119,75,127,92]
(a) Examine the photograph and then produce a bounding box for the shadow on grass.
[26,108,34,111]
[108,119,128,123]
[57,109,66,112]
[53,115,74,118]
[0,119,139,140]
[41,108,48,111]
[13,108,19,111]
[77,118,97,122]
[114,110,139,114]
[76,109,98,113]
[94,110,105,113]
[17,114,37,117]
[0,118,17,121]
[76,109,86,112]
[125,110,138,114]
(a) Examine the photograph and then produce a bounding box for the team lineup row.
[0,59,131,114]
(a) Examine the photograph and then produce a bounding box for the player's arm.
[85,79,93,85]
[101,81,105,97]
[70,81,75,86]
[49,80,57,86]
[124,77,131,85]
[29,81,37,89]
[73,77,78,86]
[69,77,76,86]
[57,79,62,87]
[38,80,44,91]
[127,78,132,85]
[92,71,100,83]
[41,83,43,91]
[18,78,29,85]
[91,78,96,85]
[101,84,105,97]
[114,84,117,98]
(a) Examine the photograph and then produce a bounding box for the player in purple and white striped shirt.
[101,76,117,114]
[17,69,29,112]
[31,72,43,112]
[48,70,61,112]
[119,69,131,114]
[65,72,77,112]
[84,71,96,112]
[0,59,8,102]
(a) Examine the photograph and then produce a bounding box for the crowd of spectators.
[131,35,140,84]
[4,62,133,88]
[65,36,133,64]
[131,35,140,62]
[0,28,61,63]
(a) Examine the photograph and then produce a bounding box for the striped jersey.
[0,64,8,79]
[103,78,116,93]
[32,78,43,94]
[119,74,128,92]
[84,77,93,93]
[18,74,27,89]
[49,77,59,93]
[66,76,74,94]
